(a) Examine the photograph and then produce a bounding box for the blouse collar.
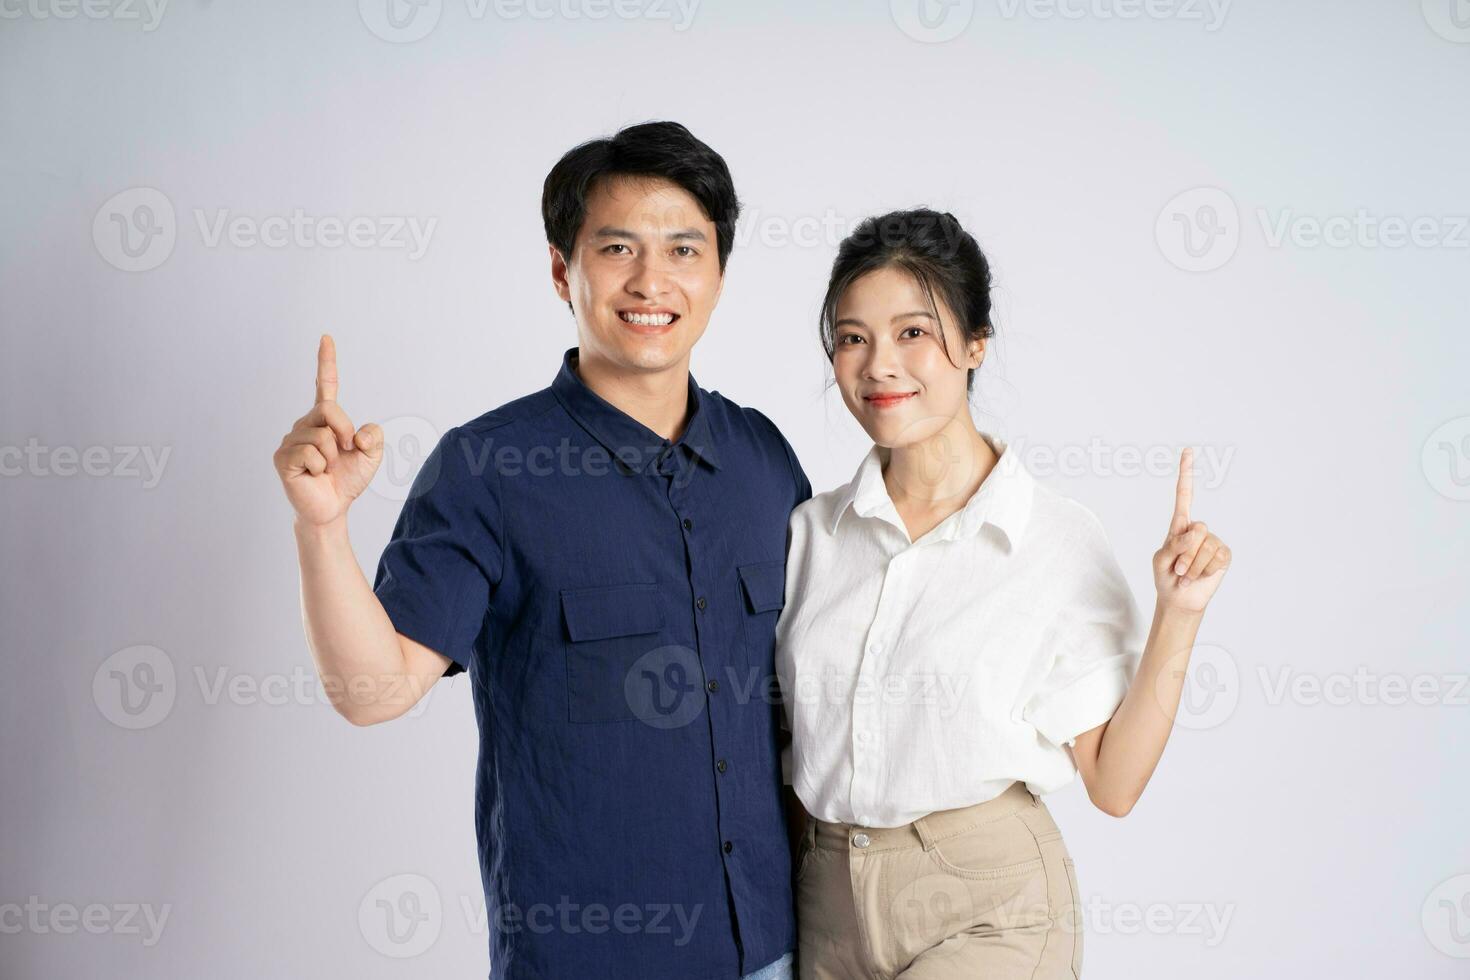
[830,430,1034,550]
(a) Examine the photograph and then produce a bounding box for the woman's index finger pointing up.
[1172,446,1194,533]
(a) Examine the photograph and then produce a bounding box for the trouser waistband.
[809,781,1039,853]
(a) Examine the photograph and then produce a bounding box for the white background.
[2,1,1468,977]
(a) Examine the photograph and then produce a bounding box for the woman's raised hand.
[1152,447,1231,612]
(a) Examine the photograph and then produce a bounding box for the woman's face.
[830,265,983,449]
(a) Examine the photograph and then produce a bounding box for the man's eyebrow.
[589,226,640,240]
[588,226,708,242]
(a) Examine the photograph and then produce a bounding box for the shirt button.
[696,596,708,611]
[707,679,719,693]
[852,833,871,849]
[716,759,728,773]
[857,731,871,743]
[869,642,883,655]
[682,518,693,531]
[723,840,734,854]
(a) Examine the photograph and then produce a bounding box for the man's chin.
[604,335,691,373]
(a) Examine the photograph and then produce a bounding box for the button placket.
[850,553,902,818]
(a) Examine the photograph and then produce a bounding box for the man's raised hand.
[272,334,384,526]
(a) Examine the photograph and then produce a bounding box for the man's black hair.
[542,120,741,272]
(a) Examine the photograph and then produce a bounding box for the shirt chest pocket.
[736,560,786,674]
[561,583,675,724]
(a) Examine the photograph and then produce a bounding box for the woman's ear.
[968,337,986,369]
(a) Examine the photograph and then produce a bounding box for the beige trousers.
[795,780,1083,979]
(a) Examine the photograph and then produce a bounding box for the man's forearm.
[294,516,413,724]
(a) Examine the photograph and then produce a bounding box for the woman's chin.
[854,412,951,451]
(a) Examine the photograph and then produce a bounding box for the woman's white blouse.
[775,432,1144,828]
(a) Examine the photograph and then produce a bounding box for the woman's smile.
[862,390,918,409]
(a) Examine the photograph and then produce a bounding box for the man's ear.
[549,244,572,304]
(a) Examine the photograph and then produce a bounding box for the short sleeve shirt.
[774,432,1142,828]
[372,348,811,979]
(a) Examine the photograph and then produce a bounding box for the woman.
[775,209,1231,979]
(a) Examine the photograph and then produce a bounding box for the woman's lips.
[863,392,918,409]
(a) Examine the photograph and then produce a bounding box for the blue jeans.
[741,950,794,980]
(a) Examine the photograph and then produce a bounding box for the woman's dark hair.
[819,208,995,394]
[541,120,742,272]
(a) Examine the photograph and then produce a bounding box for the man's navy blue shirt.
[372,347,810,979]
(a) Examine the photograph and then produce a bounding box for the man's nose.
[626,257,670,299]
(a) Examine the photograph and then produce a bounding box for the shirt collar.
[550,347,722,473]
[829,431,1033,550]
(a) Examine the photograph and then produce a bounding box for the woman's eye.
[837,334,864,345]
[901,326,926,339]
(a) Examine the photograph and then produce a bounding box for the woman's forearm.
[1090,600,1205,815]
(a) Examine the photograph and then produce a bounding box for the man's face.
[551,175,724,374]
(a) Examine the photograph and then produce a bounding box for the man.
[272,121,808,979]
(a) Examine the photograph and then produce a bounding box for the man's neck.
[573,349,693,443]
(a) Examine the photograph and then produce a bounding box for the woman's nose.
[863,340,901,379]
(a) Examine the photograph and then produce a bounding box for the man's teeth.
[620,312,676,326]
